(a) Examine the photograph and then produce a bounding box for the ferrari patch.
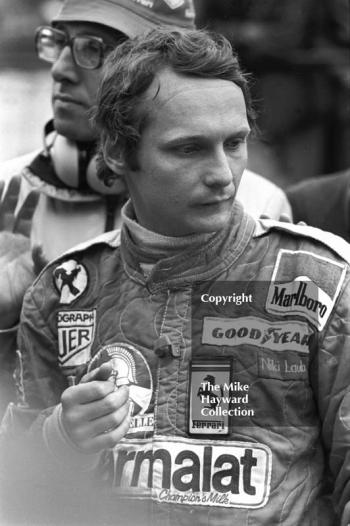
[58,309,96,367]
[53,259,88,304]
[266,249,346,330]
[189,361,231,435]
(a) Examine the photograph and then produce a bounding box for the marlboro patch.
[53,259,88,305]
[266,249,346,331]
[189,361,231,435]
[58,309,96,367]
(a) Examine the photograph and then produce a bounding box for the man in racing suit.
[1,29,347,526]
[0,0,290,418]
[0,0,197,416]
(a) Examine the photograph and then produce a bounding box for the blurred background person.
[0,0,291,221]
[195,0,350,188]
[0,0,56,161]
[287,167,350,242]
[0,0,195,418]
[0,0,290,424]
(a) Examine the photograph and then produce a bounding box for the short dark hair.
[93,27,255,176]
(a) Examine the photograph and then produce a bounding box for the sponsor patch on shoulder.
[266,250,346,330]
[58,309,96,367]
[53,259,88,304]
[202,316,312,353]
[111,436,272,508]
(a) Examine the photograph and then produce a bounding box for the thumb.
[80,362,114,384]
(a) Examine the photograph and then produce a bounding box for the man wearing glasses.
[0,0,195,416]
[0,0,289,416]
[2,27,350,526]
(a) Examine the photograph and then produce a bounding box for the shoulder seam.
[34,229,121,283]
[254,219,350,264]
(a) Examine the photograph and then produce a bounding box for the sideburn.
[124,143,140,171]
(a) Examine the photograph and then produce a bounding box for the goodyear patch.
[111,436,272,509]
[58,310,96,367]
[266,250,346,330]
[53,259,88,305]
[88,343,154,434]
[202,316,312,353]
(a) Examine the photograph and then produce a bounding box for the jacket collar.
[120,201,256,292]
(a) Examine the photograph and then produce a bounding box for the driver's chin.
[196,207,233,235]
[53,116,96,143]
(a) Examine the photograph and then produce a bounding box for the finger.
[61,386,130,451]
[3,251,35,323]
[64,397,130,444]
[88,397,130,438]
[13,189,40,236]
[80,362,114,384]
[79,413,131,453]
[0,231,30,260]
[0,176,21,231]
[61,379,115,406]
[77,385,129,421]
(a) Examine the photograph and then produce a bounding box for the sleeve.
[0,275,98,470]
[314,270,350,521]
[0,282,100,524]
[17,281,67,410]
[237,170,293,220]
[0,275,67,446]
[264,186,293,221]
[286,183,311,224]
[0,325,17,417]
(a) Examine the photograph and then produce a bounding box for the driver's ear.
[103,137,128,177]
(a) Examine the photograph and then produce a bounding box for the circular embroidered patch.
[53,259,88,304]
[88,343,153,417]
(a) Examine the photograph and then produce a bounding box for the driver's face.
[124,69,250,236]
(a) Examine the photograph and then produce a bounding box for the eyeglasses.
[35,26,113,70]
